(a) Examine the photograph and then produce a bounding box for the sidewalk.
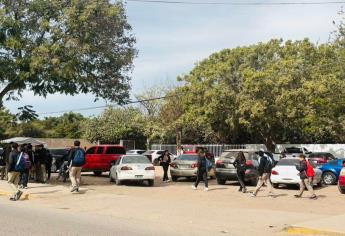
[286,214,345,235]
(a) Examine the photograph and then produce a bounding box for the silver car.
[170,154,215,182]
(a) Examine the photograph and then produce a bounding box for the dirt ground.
[0,168,344,236]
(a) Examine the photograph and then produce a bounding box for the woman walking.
[19,144,31,189]
[158,150,171,183]
[295,154,317,200]
[233,151,247,193]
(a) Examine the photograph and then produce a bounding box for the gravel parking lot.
[0,168,344,235]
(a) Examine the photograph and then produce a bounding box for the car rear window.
[178,155,198,161]
[143,151,154,155]
[97,147,104,154]
[277,159,299,166]
[106,146,126,154]
[284,148,302,154]
[221,151,257,160]
[122,155,151,164]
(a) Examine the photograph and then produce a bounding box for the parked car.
[182,145,215,158]
[271,158,322,188]
[127,149,146,155]
[83,145,126,176]
[338,166,345,194]
[109,155,155,186]
[308,152,336,166]
[319,159,345,185]
[49,148,70,173]
[170,154,215,181]
[215,149,260,186]
[143,150,175,165]
[281,146,311,158]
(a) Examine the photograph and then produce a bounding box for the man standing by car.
[158,150,171,183]
[68,140,85,193]
[295,154,317,200]
[251,151,274,197]
[7,143,23,201]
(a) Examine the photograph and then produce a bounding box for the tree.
[82,107,146,144]
[0,108,16,139]
[0,0,136,107]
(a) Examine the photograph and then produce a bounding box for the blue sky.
[3,0,342,117]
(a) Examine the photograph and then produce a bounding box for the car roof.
[223,149,260,152]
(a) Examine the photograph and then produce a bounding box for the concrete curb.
[285,226,345,236]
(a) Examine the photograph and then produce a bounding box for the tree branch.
[0,83,15,106]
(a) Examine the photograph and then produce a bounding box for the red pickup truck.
[83,145,126,176]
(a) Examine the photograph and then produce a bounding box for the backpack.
[306,160,315,177]
[72,148,85,166]
[15,152,26,172]
[23,153,31,170]
[264,154,274,171]
[205,158,213,170]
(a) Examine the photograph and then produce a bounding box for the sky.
[3,0,343,117]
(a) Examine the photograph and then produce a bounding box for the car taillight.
[216,160,223,165]
[170,163,177,168]
[216,160,224,168]
[245,160,253,166]
[191,163,198,168]
[271,170,279,175]
[121,166,132,171]
[145,166,155,170]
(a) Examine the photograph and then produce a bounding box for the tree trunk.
[264,136,276,153]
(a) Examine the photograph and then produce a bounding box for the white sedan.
[271,158,322,188]
[109,155,155,186]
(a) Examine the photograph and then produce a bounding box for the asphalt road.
[0,201,164,236]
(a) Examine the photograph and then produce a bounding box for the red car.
[338,165,345,194]
[83,145,126,176]
[308,152,335,165]
[182,145,215,159]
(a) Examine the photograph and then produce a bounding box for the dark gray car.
[215,149,260,186]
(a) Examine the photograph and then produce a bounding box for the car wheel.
[93,171,103,176]
[322,172,337,185]
[217,179,226,185]
[272,183,279,188]
[148,180,154,187]
[339,185,345,194]
[172,176,178,182]
[115,174,122,186]
[109,172,114,183]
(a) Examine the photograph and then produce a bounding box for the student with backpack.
[294,155,317,200]
[7,142,25,201]
[192,149,211,191]
[68,140,86,193]
[233,151,247,193]
[19,144,32,189]
[251,151,275,197]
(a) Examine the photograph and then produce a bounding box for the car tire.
[217,179,226,185]
[339,185,345,194]
[272,183,279,188]
[93,171,103,176]
[148,180,154,187]
[109,173,114,183]
[172,176,178,182]
[322,172,337,185]
[115,174,122,186]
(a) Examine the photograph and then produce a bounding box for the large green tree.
[0,0,136,107]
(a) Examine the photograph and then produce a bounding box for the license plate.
[178,165,189,169]
[135,175,143,179]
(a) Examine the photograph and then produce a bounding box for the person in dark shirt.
[158,150,171,183]
[233,151,247,193]
[192,149,209,191]
[295,154,317,199]
[7,142,23,201]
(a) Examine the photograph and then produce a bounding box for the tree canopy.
[0,0,136,107]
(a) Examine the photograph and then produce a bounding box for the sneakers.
[294,194,301,198]
[192,185,197,190]
[238,188,242,192]
[242,188,247,193]
[15,190,23,201]
[166,180,170,183]
[204,187,209,192]
[9,197,16,201]
[310,195,317,200]
[250,193,256,197]
[71,186,78,192]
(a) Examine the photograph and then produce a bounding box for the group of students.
[2,140,86,201]
[158,148,317,199]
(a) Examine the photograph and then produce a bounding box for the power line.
[37,94,179,116]
[126,0,345,6]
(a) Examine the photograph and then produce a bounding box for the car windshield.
[284,148,302,153]
[143,151,154,155]
[122,155,151,164]
[178,155,198,161]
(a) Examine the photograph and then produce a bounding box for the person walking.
[45,149,52,181]
[7,143,24,201]
[233,151,247,193]
[158,150,171,183]
[19,144,31,189]
[4,143,12,181]
[251,151,274,197]
[294,155,317,200]
[0,148,6,180]
[68,140,85,193]
[192,149,209,191]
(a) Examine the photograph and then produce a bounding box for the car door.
[95,146,105,171]
[84,147,97,171]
